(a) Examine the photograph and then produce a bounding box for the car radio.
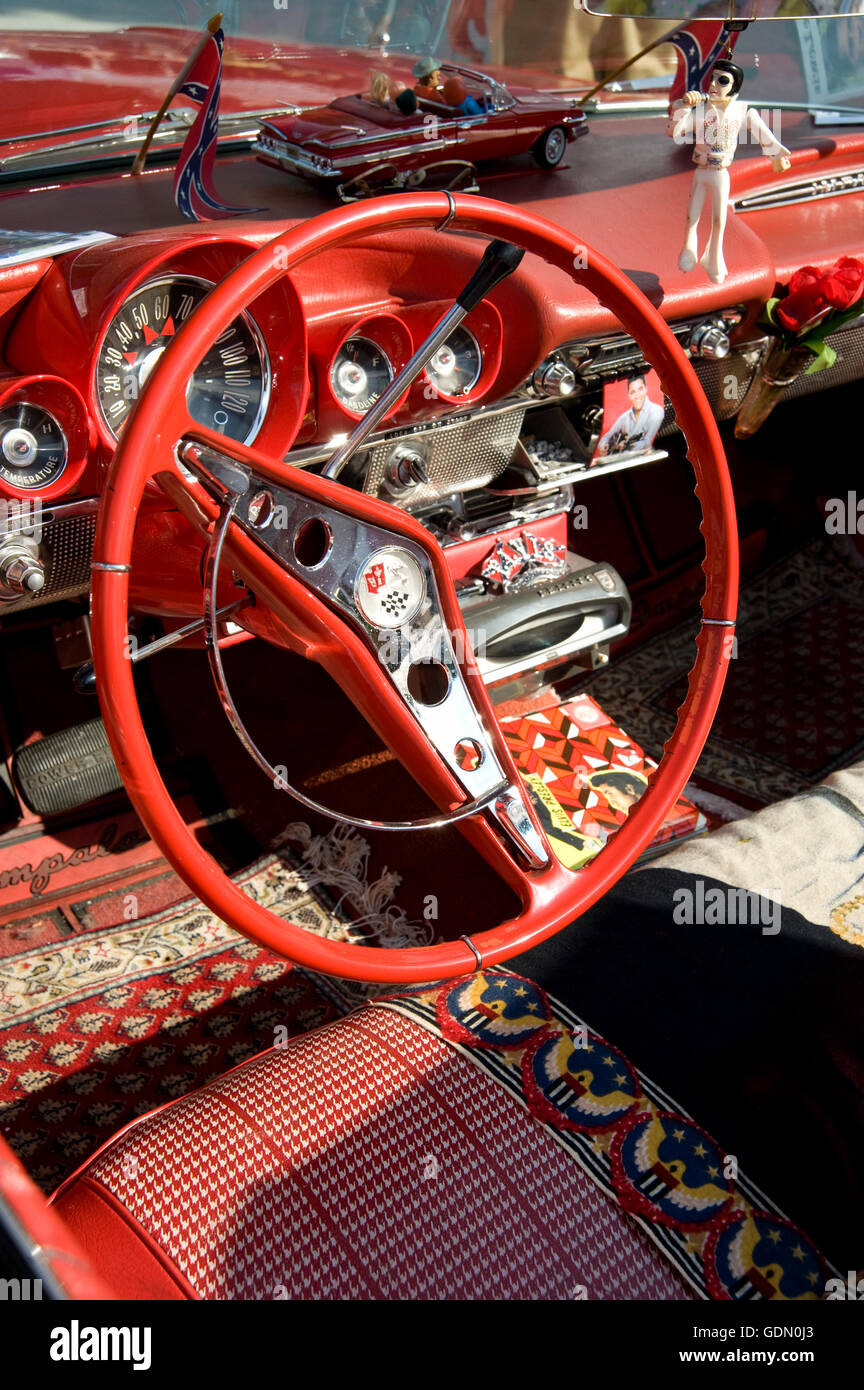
[457,552,631,690]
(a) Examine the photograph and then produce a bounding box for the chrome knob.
[1,427,39,468]
[690,323,730,360]
[383,446,429,497]
[0,545,45,595]
[580,404,603,451]
[532,359,577,397]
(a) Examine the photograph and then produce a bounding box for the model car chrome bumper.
[253,136,343,179]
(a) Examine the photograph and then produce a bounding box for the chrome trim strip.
[735,170,864,212]
[0,107,296,150]
[459,934,483,970]
[201,491,507,834]
[253,138,343,178]
[319,125,454,152]
[91,561,130,573]
[40,497,100,520]
[0,109,297,178]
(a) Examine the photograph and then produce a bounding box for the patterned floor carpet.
[0,855,359,1193]
[576,536,864,807]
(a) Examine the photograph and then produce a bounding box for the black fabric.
[509,868,864,1273]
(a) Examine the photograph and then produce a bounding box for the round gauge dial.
[0,404,67,490]
[330,337,393,414]
[424,327,482,398]
[95,275,269,444]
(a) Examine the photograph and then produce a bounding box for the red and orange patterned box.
[501,694,705,869]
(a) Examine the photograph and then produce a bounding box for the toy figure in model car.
[668,58,791,285]
[254,59,588,202]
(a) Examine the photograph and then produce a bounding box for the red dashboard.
[0,226,559,505]
[0,110,860,625]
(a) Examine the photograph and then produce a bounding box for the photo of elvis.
[595,372,665,461]
[586,766,649,816]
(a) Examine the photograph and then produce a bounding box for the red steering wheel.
[91,193,737,984]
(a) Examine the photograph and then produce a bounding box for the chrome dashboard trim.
[285,395,533,471]
[0,109,297,180]
[734,169,864,212]
[39,497,100,521]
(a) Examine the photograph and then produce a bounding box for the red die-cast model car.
[254,62,588,199]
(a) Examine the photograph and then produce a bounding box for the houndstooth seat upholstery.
[51,1002,689,1300]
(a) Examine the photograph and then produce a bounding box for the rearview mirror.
[579,1,862,19]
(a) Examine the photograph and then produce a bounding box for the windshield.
[0,0,862,144]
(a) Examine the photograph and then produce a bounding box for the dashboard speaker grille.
[783,320,864,401]
[0,504,96,614]
[658,353,758,437]
[363,408,526,505]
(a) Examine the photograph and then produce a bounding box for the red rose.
[775,257,864,334]
[787,265,821,296]
[824,256,864,310]
[775,281,827,334]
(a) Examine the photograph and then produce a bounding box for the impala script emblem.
[0,821,148,897]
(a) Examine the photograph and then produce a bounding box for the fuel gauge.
[330,337,393,414]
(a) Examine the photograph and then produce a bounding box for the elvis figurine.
[668,59,791,285]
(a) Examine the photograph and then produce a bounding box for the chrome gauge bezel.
[0,403,68,491]
[329,335,394,415]
[423,326,482,398]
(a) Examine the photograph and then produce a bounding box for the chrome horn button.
[354,547,426,629]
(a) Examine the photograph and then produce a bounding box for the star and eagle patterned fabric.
[507,771,864,1289]
[377,973,831,1301]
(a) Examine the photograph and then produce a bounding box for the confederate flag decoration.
[172,21,260,220]
[667,21,740,105]
[480,530,566,589]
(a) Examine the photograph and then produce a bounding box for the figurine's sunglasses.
[712,72,735,90]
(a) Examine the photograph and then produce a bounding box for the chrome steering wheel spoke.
[180,435,550,865]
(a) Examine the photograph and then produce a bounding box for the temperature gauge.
[0,404,67,491]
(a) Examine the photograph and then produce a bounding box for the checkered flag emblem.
[381,589,410,618]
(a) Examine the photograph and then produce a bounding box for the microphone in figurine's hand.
[322,238,525,481]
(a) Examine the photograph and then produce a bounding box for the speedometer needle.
[122,319,177,369]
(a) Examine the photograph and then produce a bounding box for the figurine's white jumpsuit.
[669,99,790,284]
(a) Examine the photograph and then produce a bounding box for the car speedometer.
[95,275,269,444]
